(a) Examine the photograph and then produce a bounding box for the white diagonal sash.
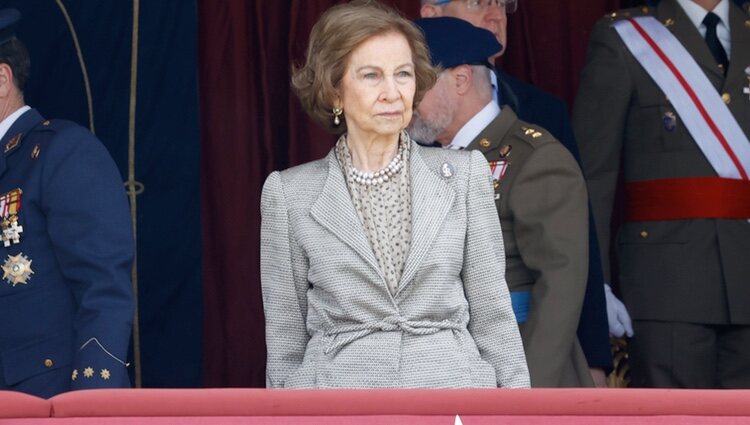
[613,16,750,180]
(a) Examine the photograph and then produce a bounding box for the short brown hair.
[291,0,437,133]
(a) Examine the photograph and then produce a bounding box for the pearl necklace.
[348,141,406,186]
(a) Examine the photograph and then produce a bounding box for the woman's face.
[337,32,416,142]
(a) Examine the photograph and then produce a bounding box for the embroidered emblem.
[83,367,94,378]
[498,145,512,158]
[4,134,21,153]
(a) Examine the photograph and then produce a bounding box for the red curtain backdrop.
[199,0,631,388]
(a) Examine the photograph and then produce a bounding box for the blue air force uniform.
[0,107,134,398]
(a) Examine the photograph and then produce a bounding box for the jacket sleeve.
[508,143,589,387]
[260,171,310,388]
[42,126,134,390]
[572,17,633,283]
[461,150,530,388]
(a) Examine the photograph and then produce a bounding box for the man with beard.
[419,0,620,387]
[410,16,593,387]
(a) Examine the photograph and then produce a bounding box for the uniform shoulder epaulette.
[606,6,653,21]
[35,118,77,133]
[519,125,545,140]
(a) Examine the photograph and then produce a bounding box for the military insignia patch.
[2,253,33,286]
[4,134,21,153]
[0,189,23,247]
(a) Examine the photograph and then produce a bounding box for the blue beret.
[414,17,501,69]
[0,9,20,45]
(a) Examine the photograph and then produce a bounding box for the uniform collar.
[447,100,500,150]
[675,0,731,56]
[0,105,31,142]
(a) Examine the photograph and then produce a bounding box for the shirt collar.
[676,0,730,31]
[447,100,500,150]
[0,105,30,142]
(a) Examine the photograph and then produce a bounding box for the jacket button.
[721,93,731,104]
[639,230,649,239]
[44,359,54,368]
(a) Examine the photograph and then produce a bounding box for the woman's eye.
[363,72,380,80]
[397,71,413,78]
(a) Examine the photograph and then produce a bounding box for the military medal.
[489,160,509,200]
[0,189,23,247]
[2,253,33,286]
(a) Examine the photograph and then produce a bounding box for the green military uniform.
[468,107,593,387]
[573,0,750,387]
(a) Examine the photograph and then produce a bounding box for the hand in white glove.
[604,283,634,338]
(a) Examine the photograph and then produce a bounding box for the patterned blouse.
[335,132,412,296]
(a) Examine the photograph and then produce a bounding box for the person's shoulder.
[598,4,655,23]
[277,155,330,184]
[590,4,655,36]
[506,117,559,152]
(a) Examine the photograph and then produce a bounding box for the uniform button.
[745,20,750,28]
[479,138,491,148]
[44,359,54,368]
[721,93,731,104]
[639,230,649,239]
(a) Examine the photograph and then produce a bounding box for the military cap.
[0,9,20,45]
[414,17,502,69]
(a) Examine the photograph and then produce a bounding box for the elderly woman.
[260,0,529,389]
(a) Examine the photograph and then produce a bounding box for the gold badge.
[4,134,21,153]
[498,144,512,158]
[2,253,34,286]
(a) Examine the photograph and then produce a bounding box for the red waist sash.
[624,177,750,222]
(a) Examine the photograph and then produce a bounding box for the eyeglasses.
[433,0,518,14]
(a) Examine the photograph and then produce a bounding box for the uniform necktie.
[702,12,729,75]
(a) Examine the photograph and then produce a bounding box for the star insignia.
[83,367,94,378]
[71,369,78,381]
[2,253,33,286]
[100,368,111,380]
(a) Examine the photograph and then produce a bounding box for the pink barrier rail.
[1,388,750,424]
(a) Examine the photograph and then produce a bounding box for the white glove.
[604,283,634,338]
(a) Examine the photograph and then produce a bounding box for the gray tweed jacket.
[260,140,530,389]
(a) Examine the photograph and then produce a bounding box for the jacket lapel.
[310,150,384,280]
[0,108,44,179]
[660,0,725,84]
[467,106,516,159]
[396,142,454,295]
[724,1,750,91]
